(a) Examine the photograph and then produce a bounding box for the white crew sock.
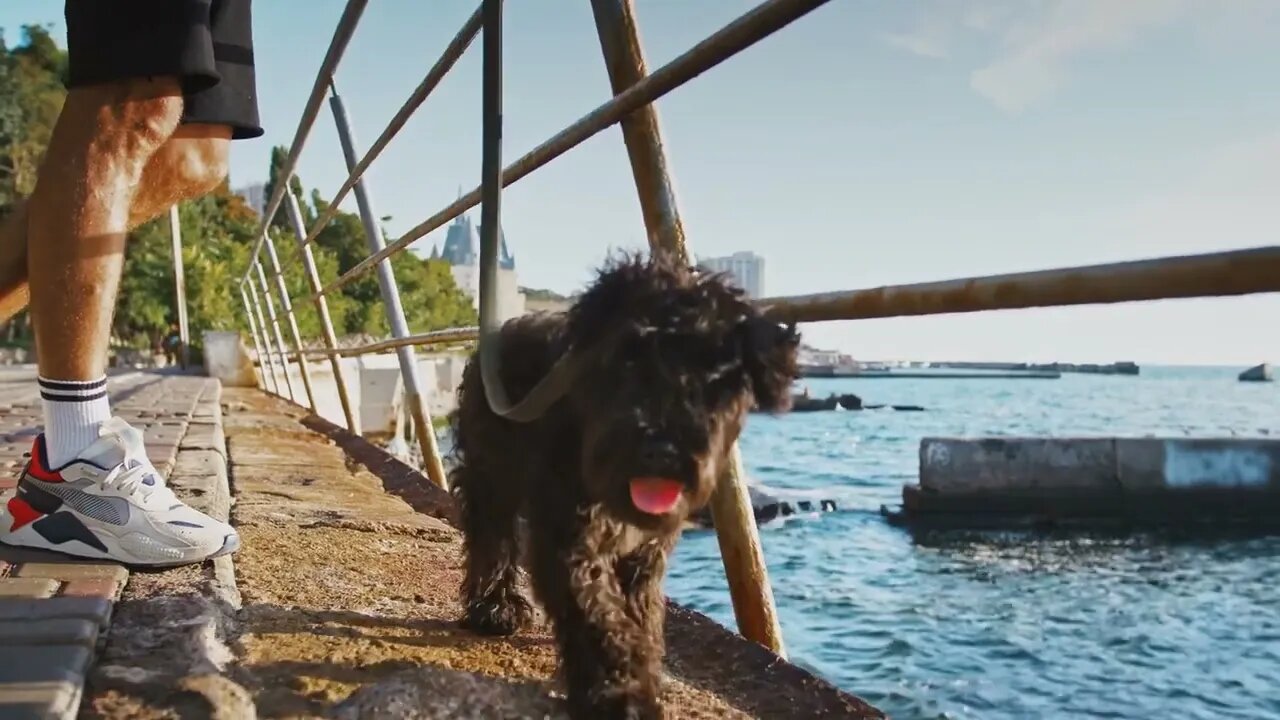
[39,375,111,468]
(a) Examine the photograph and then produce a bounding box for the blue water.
[665,366,1280,720]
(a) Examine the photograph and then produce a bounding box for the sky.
[2,1,1279,366]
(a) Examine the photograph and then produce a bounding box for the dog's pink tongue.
[630,477,683,515]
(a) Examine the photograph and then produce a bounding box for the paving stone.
[173,450,226,478]
[17,563,128,584]
[0,644,91,720]
[0,577,58,598]
[0,597,113,627]
[0,617,99,647]
[60,579,121,601]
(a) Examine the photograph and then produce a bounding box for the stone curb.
[82,377,255,718]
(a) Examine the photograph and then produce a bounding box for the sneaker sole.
[0,509,240,569]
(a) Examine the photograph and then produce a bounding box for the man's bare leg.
[0,124,230,324]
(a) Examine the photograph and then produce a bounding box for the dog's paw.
[461,592,534,636]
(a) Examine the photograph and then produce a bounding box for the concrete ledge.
[896,436,1280,528]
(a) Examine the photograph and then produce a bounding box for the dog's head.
[563,251,800,532]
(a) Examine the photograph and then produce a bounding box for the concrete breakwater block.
[898,437,1280,525]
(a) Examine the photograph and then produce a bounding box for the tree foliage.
[0,28,477,357]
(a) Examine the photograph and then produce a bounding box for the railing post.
[590,0,787,658]
[243,280,281,394]
[285,189,361,434]
[238,284,270,390]
[254,259,298,402]
[167,205,191,369]
[262,230,319,413]
[327,82,449,490]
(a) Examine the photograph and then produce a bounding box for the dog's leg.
[531,508,665,720]
[616,535,676,672]
[454,460,533,636]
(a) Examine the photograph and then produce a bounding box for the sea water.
[666,366,1280,720]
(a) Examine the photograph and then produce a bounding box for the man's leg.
[0,0,255,567]
[0,127,230,325]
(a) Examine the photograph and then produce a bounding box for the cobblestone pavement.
[0,369,224,720]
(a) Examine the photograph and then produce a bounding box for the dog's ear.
[740,316,800,412]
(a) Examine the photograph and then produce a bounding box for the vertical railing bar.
[238,284,270,390]
[262,230,319,413]
[167,205,191,369]
[244,279,282,395]
[285,189,361,434]
[328,81,449,490]
[254,259,298,402]
[589,0,787,657]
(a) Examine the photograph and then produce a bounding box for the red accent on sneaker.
[7,496,42,531]
[25,436,63,483]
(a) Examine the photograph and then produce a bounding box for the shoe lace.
[100,459,169,500]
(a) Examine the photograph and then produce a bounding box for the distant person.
[163,323,184,368]
[0,0,261,566]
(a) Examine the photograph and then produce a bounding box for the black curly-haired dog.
[448,251,800,719]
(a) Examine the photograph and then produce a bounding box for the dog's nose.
[639,439,680,469]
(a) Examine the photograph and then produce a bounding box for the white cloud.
[885,1,1280,113]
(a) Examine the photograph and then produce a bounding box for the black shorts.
[64,0,263,140]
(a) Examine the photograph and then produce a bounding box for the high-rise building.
[430,211,526,322]
[233,182,267,216]
[696,251,765,298]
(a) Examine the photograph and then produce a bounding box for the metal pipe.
[245,277,282,395]
[285,189,361,434]
[167,205,190,369]
[473,0,573,422]
[316,0,833,300]
[328,83,450,490]
[591,0,787,657]
[759,245,1280,324]
[332,327,477,357]
[262,230,318,413]
[242,0,369,282]
[238,285,269,390]
[298,7,483,252]
[254,260,297,402]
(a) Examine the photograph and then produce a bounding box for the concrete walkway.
[4,375,880,718]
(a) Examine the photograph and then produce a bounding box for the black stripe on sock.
[38,377,107,392]
[40,389,108,403]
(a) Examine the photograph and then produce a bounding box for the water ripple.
[666,367,1280,720]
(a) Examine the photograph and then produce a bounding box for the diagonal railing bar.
[295,7,484,254]
[759,245,1280,324]
[240,0,369,284]
[285,188,360,433]
[313,0,833,302]
[589,0,786,656]
[295,326,480,359]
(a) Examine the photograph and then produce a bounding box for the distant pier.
[797,367,1061,380]
[884,436,1280,529]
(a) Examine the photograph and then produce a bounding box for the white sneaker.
[0,416,239,567]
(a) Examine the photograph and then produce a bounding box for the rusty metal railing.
[232,0,1280,658]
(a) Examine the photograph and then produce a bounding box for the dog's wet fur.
[449,251,800,718]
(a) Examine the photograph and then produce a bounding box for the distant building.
[233,182,266,216]
[431,211,526,323]
[696,251,765,297]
